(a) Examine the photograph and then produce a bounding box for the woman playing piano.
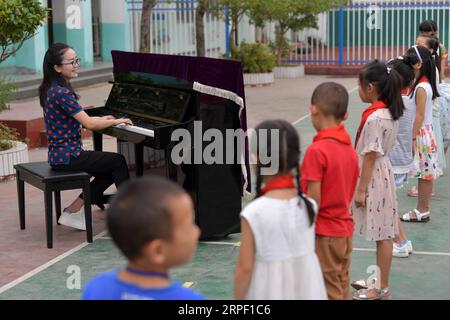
[38,43,133,230]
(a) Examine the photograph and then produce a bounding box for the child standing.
[401,45,440,223]
[416,36,446,177]
[386,57,416,258]
[300,82,359,300]
[419,20,450,154]
[82,176,205,300]
[351,61,404,300]
[419,20,447,82]
[234,120,327,300]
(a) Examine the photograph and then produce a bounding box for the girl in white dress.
[234,120,327,300]
[416,35,446,176]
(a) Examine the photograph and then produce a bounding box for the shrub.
[232,42,276,74]
[0,80,15,112]
[0,122,19,151]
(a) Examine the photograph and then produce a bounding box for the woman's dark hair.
[387,57,415,89]
[253,119,315,226]
[358,60,405,120]
[405,45,440,99]
[38,43,75,108]
[107,176,185,260]
[419,19,438,35]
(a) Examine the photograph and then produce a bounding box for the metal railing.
[127,0,225,58]
[288,0,450,66]
[126,0,450,66]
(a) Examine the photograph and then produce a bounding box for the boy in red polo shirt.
[301,82,359,300]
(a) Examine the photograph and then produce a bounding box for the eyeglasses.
[61,57,81,67]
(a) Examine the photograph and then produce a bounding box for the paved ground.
[1,75,449,300]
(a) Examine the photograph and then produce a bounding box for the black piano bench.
[14,162,93,249]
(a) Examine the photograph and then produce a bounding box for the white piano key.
[114,124,155,138]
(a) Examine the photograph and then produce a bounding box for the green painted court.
[1,88,450,300]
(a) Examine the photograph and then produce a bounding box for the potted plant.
[247,0,344,79]
[269,33,305,79]
[0,0,48,178]
[0,122,28,178]
[232,41,276,86]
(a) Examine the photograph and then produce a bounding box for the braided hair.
[253,119,315,226]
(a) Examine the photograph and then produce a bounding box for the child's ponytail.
[428,36,442,80]
[359,60,405,120]
[387,57,415,89]
[383,67,405,120]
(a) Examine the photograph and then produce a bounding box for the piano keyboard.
[114,124,155,138]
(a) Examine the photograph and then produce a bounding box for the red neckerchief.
[355,101,388,147]
[313,125,351,145]
[418,76,429,84]
[261,175,295,195]
[400,86,412,96]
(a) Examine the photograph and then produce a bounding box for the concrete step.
[12,70,113,100]
[11,63,113,100]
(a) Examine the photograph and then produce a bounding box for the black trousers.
[52,151,130,205]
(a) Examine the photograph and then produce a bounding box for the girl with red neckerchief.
[234,120,327,300]
[351,61,405,300]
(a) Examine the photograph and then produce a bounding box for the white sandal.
[353,287,391,300]
[401,209,430,223]
[351,278,378,290]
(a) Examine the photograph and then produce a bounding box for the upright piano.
[86,51,250,240]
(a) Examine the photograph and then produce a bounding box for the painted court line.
[354,247,450,257]
[199,241,240,246]
[201,241,450,257]
[0,230,108,295]
[292,113,311,125]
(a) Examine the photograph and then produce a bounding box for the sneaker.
[58,208,86,231]
[406,240,413,254]
[393,242,409,258]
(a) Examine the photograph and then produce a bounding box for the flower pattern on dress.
[351,109,399,241]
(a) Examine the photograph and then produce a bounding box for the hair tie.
[414,45,424,64]
[397,56,404,60]
[386,67,392,75]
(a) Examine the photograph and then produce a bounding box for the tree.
[217,0,252,55]
[195,0,212,57]
[247,0,344,65]
[0,0,49,63]
[139,0,158,52]
[0,0,47,150]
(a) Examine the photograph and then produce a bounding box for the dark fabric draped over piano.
[111,50,251,193]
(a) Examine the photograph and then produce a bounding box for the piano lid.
[111,51,246,113]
